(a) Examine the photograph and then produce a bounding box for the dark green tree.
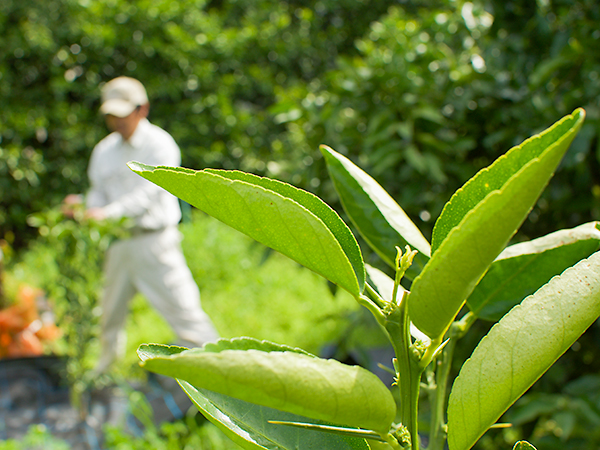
[0,0,390,248]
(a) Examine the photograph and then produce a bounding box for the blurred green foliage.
[3,0,600,249]
[103,414,242,450]
[0,0,389,247]
[0,425,71,450]
[274,0,600,244]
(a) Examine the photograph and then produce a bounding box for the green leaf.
[136,343,188,360]
[128,163,364,296]
[202,336,316,356]
[447,250,600,450]
[468,222,600,321]
[512,441,537,450]
[138,337,314,360]
[179,381,370,450]
[267,421,385,441]
[137,339,396,434]
[431,108,585,253]
[320,145,430,280]
[408,108,586,340]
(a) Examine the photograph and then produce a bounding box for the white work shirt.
[87,118,182,230]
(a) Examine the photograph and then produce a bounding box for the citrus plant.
[26,208,131,404]
[131,108,600,450]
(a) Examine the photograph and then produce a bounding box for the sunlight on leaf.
[138,339,396,434]
[447,250,600,450]
[179,381,370,450]
[408,108,585,340]
[320,145,430,279]
[468,222,600,320]
[128,163,364,296]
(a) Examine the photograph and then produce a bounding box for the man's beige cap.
[100,77,149,117]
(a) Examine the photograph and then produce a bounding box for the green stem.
[386,291,422,450]
[427,336,455,450]
[383,246,427,450]
[358,292,386,326]
[427,312,476,450]
[364,282,387,309]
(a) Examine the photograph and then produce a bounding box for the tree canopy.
[2,0,599,248]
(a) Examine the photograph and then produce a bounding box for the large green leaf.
[431,109,585,254]
[178,381,370,450]
[141,339,368,450]
[468,222,600,321]
[408,108,585,340]
[138,338,396,434]
[447,250,600,450]
[128,163,364,296]
[320,145,430,280]
[138,337,313,359]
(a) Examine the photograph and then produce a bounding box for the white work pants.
[96,227,218,372]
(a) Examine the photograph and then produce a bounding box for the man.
[70,76,219,373]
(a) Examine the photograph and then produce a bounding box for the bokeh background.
[2,0,600,449]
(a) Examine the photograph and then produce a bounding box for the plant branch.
[381,246,426,450]
[365,282,387,309]
[386,290,422,450]
[358,282,391,329]
[426,312,477,450]
[426,335,455,450]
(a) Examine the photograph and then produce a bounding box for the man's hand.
[62,195,106,220]
[64,194,84,205]
[85,207,106,220]
[62,194,84,218]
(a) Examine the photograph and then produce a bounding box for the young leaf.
[128,163,364,297]
[138,340,397,434]
[408,108,585,340]
[468,222,600,321]
[179,381,370,450]
[320,145,430,279]
[447,250,600,450]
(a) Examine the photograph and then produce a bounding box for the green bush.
[0,0,388,248]
[4,0,600,252]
